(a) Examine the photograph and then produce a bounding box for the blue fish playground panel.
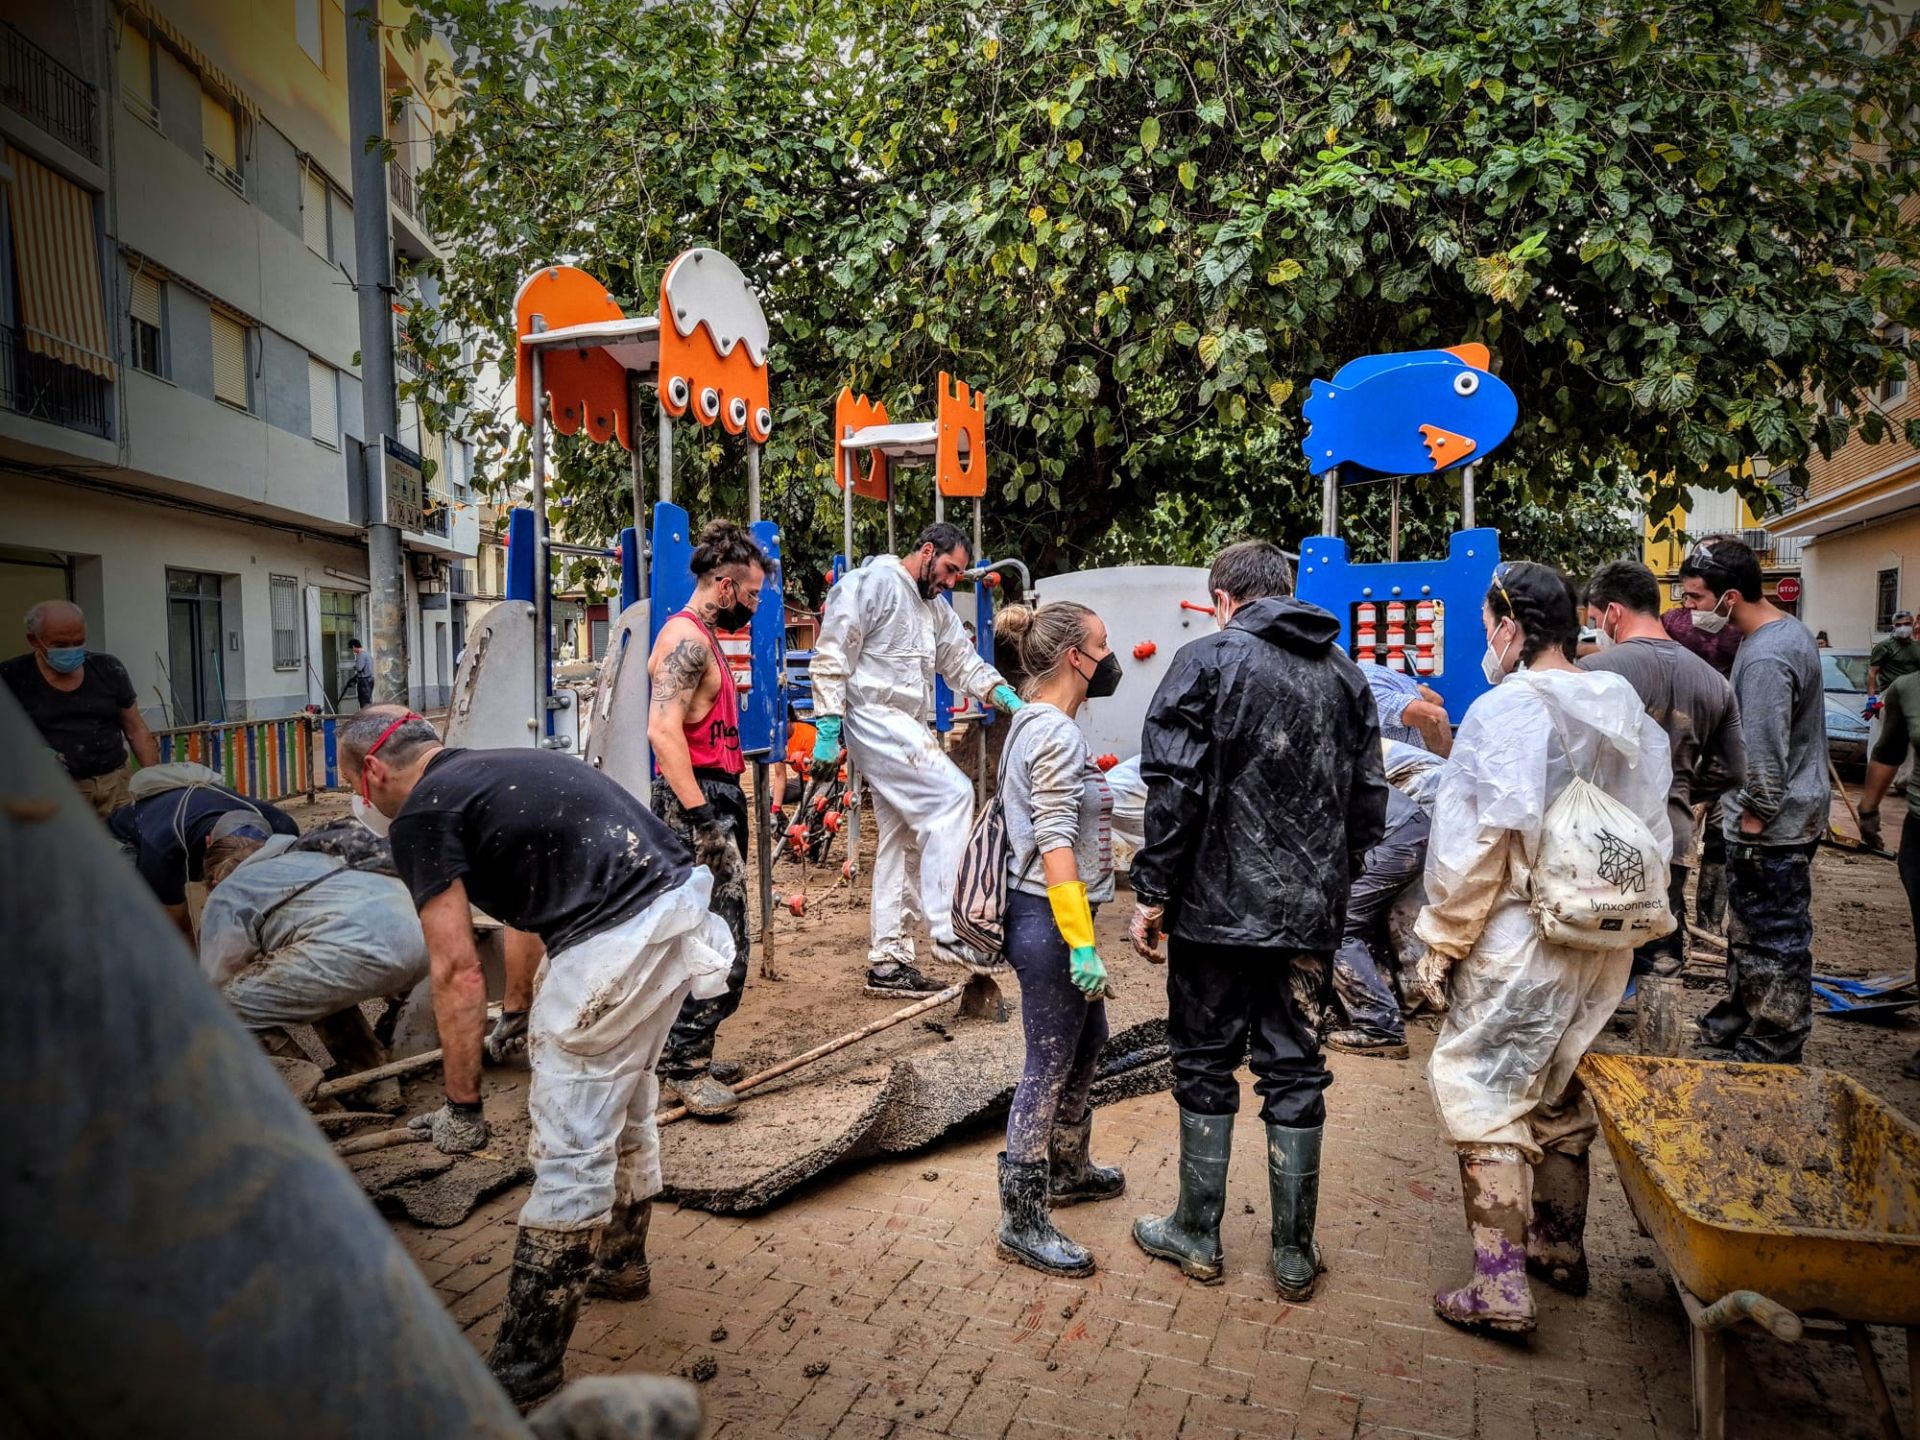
[1301,346,1518,481]
[1297,528,1504,719]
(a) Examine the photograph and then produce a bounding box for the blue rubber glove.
[991,684,1025,714]
[1068,945,1107,998]
[811,715,842,763]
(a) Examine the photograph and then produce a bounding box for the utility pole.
[346,2,409,704]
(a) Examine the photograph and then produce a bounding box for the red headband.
[365,711,425,765]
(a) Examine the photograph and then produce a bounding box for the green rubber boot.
[1131,1108,1234,1283]
[1266,1123,1325,1302]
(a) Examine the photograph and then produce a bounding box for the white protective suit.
[1105,755,1148,871]
[811,555,1009,963]
[1418,668,1673,1162]
[522,868,734,1231]
[199,837,430,1028]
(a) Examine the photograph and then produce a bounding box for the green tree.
[403,0,1919,588]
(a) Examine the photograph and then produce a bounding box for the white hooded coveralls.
[1417,668,1673,1162]
[811,555,1009,961]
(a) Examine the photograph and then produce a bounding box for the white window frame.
[294,0,325,70]
[211,309,252,411]
[119,21,161,131]
[269,574,302,671]
[301,162,332,260]
[201,88,246,198]
[128,265,167,379]
[308,354,339,448]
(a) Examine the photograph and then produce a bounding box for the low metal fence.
[153,713,338,804]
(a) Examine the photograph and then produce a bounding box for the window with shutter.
[295,0,324,68]
[211,311,249,409]
[129,266,164,377]
[120,24,156,122]
[309,356,338,445]
[301,166,329,257]
[270,575,302,670]
[202,90,243,196]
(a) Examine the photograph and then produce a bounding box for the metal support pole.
[746,442,762,525]
[345,2,408,704]
[1461,463,1477,531]
[628,372,646,545]
[842,451,855,577]
[747,442,775,977]
[972,497,987,806]
[1389,477,1401,563]
[934,488,945,524]
[657,402,674,505]
[885,490,895,554]
[1322,467,1340,537]
[530,349,550,743]
[839,450,860,873]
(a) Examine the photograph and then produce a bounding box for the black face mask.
[716,602,754,632]
[1082,651,1123,699]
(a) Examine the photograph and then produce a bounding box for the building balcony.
[0,22,100,164]
[0,325,111,437]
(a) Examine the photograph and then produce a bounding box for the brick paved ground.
[395,1023,1913,1440]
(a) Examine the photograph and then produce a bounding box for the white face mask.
[1481,624,1515,686]
[350,793,392,838]
[1896,626,1914,640]
[1689,593,1733,635]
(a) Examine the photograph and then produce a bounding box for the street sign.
[371,435,426,533]
[1776,575,1802,603]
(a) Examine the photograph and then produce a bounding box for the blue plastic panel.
[1300,350,1517,480]
[741,519,785,758]
[1296,528,1503,719]
[506,506,535,603]
[617,525,640,615]
[646,502,696,652]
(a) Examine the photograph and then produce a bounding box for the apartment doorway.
[317,588,363,711]
[166,569,227,723]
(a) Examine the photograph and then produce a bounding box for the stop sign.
[1776,576,1802,603]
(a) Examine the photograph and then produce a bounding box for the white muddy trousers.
[520,870,735,1232]
[846,705,974,963]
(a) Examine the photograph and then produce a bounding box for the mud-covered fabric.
[653,773,750,1077]
[1701,840,1815,1063]
[1165,936,1334,1128]
[1900,812,1920,978]
[1134,597,1389,950]
[1003,891,1109,1162]
[1631,864,1690,978]
[1722,617,1826,848]
[1331,807,1428,1043]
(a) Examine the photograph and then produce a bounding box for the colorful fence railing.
[152,714,337,803]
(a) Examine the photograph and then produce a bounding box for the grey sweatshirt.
[999,703,1116,902]
[1724,615,1828,847]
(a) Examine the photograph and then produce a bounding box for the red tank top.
[677,611,744,776]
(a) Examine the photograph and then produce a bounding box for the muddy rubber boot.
[1526,1151,1590,1296]
[996,1153,1094,1277]
[1323,1029,1410,1060]
[488,1225,601,1407]
[1049,1111,1126,1206]
[1433,1155,1537,1336]
[664,1073,738,1121]
[588,1199,652,1301]
[1266,1123,1325,1302]
[1694,861,1727,932]
[1131,1108,1233,1283]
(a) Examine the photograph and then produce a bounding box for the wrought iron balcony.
[0,324,111,437]
[0,23,100,163]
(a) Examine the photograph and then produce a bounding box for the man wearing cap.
[108,777,299,939]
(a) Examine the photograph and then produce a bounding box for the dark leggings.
[1004,890,1109,1163]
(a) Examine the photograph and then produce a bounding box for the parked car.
[1823,649,1871,773]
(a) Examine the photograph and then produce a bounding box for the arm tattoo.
[651,636,711,711]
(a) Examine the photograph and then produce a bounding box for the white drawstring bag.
[1529,768,1676,951]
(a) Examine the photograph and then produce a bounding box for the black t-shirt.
[389,748,692,953]
[108,786,299,905]
[2,651,138,779]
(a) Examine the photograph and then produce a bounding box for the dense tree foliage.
[402,0,1920,589]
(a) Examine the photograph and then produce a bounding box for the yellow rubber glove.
[1048,881,1106,996]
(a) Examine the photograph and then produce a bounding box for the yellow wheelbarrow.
[1580,1054,1920,1440]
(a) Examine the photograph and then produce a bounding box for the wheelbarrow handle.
[1696,1290,1804,1342]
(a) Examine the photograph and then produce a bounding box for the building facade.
[0,0,477,726]
[1643,478,1806,615]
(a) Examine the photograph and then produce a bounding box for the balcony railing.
[0,325,111,437]
[389,162,416,218]
[0,22,100,163]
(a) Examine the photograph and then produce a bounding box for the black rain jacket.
[1131,596,1390,951]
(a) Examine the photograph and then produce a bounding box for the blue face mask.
[44,646,87,674]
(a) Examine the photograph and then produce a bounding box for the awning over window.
[118,0,257,117]
[4,145,113,380]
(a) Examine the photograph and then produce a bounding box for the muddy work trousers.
[1003,890,1110,1163]
[1900,812,1920,980]
[521,876,733,1231]
[1701,841,1815,1064]
[847,705,974,962]
[1165,937,1333,1129]
[654,773,751,1078]
[1331,811,1427,1044]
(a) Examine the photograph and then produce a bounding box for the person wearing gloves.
[809,520,1022,995]
[1411,562,1673,1337]
[340,707,733,1407]
[645,519,770,1120]
[1128,540,1388,1302]
[988,601,1126,1277]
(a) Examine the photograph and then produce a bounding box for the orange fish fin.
[1443,343,1491,371]
[1418,424,1476,470]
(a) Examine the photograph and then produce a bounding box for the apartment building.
[1643,477,1806,616]
[0,0,477,725]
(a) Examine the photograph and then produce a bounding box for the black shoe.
[1266,1123,1325,1302]
[864,961,944,997]
[1905,1051,1920,1081]
[488,1226,598,1406]
[1132,1108,1233,1283]
[1049,1112,1126,1206]
[996,1154,1094,1277]
[588,1200,652,1301]
[1323,1029,1410,1059]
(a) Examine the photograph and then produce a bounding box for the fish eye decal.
[755,407,773,437]
[658,247,773,444]
[728,396,749,428]
[1453,371,1479,397]
[667,375,690,409]
[1300,345,1517,477]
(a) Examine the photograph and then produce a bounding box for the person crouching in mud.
[1128,540,1389,1301]
[1411,563,1672,1335]
[987,601,1126,1277]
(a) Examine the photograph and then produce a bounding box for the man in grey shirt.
[1677,537,1827,1063]
[1580,560,1743,977]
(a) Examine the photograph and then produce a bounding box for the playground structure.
[1295,343,1519,717]
[827,373,1023,860]
[447,249,785,969]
